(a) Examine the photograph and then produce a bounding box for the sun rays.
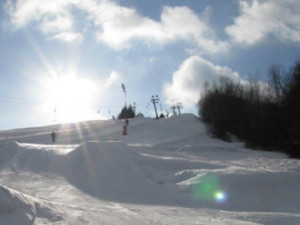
[39,69,98,124]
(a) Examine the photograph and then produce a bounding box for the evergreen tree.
[136,112,144,118]
[117,105,136,119]
[159,113,165,118]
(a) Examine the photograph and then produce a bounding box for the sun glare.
[42,73,97,123]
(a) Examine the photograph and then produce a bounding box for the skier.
[51,131,56,143]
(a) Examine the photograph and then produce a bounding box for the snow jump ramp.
[63,141,179,205]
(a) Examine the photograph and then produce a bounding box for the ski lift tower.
[151,95,160,119]
[177,103,183,115]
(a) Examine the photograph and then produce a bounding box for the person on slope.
[51,131,56,143]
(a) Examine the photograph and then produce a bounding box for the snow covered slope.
[0,114,300,224]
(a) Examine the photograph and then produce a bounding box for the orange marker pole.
[123,126,127,135]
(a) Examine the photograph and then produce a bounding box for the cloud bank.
[163,56,243,108]
[5,0,227,52]
[226,0,300,46]
[5,0,300,49]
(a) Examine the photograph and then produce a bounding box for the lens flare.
[193,175,217,200]
[215,192,224,200]
[214,191,227,203]
[192,174,228,204]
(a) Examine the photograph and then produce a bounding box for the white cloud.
[91,4,228,52]
[6,0,228,52]
[7,0,74,26]
[163,56,243,108]
[226,0,300,46]
[105,71,121,87]
[50,31,83,43]
[6,0,81,44]
[40,12,73,34]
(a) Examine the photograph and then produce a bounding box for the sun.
[42,73,97,123]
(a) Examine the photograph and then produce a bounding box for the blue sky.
[0,0,299,130]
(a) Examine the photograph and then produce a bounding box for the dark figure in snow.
[125,118,129,126]
[51,131,56,143]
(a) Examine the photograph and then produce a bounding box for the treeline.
[118,105,136,119]
[198,59,300,158]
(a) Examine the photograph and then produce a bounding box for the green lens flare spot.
[202,183,212,192]
[192,174,228,205]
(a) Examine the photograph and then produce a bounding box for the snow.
[0,185,62,225]
[0,114,300,224]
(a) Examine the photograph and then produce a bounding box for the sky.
[0,0,300,130]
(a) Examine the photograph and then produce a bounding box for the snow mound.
[127,113,208,145]
[63,141,178,205]
[0,185,62,225]
[0,142,19,163]
[0,142,64,173]
[0,185,35,225]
